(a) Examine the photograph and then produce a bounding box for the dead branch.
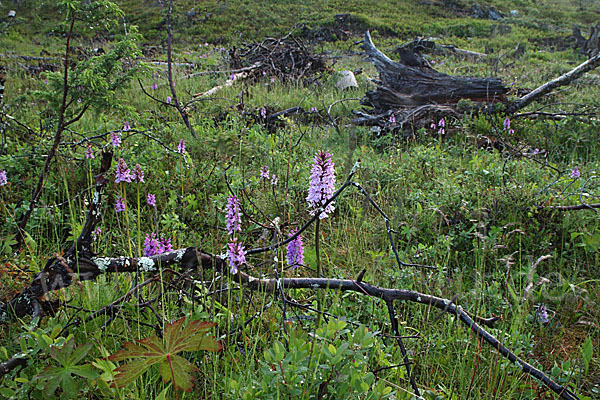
[0,53,58,62]
[536,175,600,212]
[1,247,581,399]
[394,37,487,60]
[165,0,196,137]
[538,203,600,211]
[228,26,330,82]
[0,65,5,157]
[192,62,260,98]
[508,51,600,113]
[0,357,26,376]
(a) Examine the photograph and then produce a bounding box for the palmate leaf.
[35,338,99,398]
[108,317,221,392]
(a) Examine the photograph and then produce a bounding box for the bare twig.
[165,0,196,137]
[385,299,420,395]
[0,357,27,376]
[539,203,600,211]
[522,255,552,303]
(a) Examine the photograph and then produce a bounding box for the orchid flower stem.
[315,217,322,329]
[136,183,141,257]
[122,183,132,257]
[87,161,93,189]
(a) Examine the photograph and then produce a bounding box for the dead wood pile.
[228,30,330,82]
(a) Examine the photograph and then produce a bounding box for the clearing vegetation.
[1,0,599,399]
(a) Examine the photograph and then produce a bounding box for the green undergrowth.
[1,0,599,399]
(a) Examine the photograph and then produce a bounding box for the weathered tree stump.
[573,23,600,58]
[353,31,600,128]
[353,31,507,128]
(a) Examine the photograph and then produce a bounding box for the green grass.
[1,0,600,399]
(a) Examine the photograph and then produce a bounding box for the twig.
[0,357,27,376]
[327,98,361,116]
[538,203,600,211]
[385,299,420,395]
[165,0,196,137]
[350,182,436,270]
[225,301,273,337]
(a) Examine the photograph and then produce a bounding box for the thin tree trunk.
[15,17,76,249]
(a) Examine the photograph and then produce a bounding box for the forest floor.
[0,0,599,399]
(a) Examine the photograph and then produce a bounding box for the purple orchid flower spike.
[307,150,336,219]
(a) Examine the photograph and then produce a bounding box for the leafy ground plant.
[34,338,99,399]
[1,0,599,399]
[232,320,394,400]
[108,317,222,395]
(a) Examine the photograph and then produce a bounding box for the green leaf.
[67,342,94,366]
[328,344,337,356]
[34,338,98,398]
[109,317,221,392]
[155,386,170,400]
[70,365,101,379]
[23,231,37,253]
[0,387,15,398]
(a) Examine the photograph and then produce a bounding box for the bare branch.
[1,242,582,400]
[165,0,196,137]
[508,52,600,113]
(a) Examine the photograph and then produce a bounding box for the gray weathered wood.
[508,51,600,113]
[361,31,507,112]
